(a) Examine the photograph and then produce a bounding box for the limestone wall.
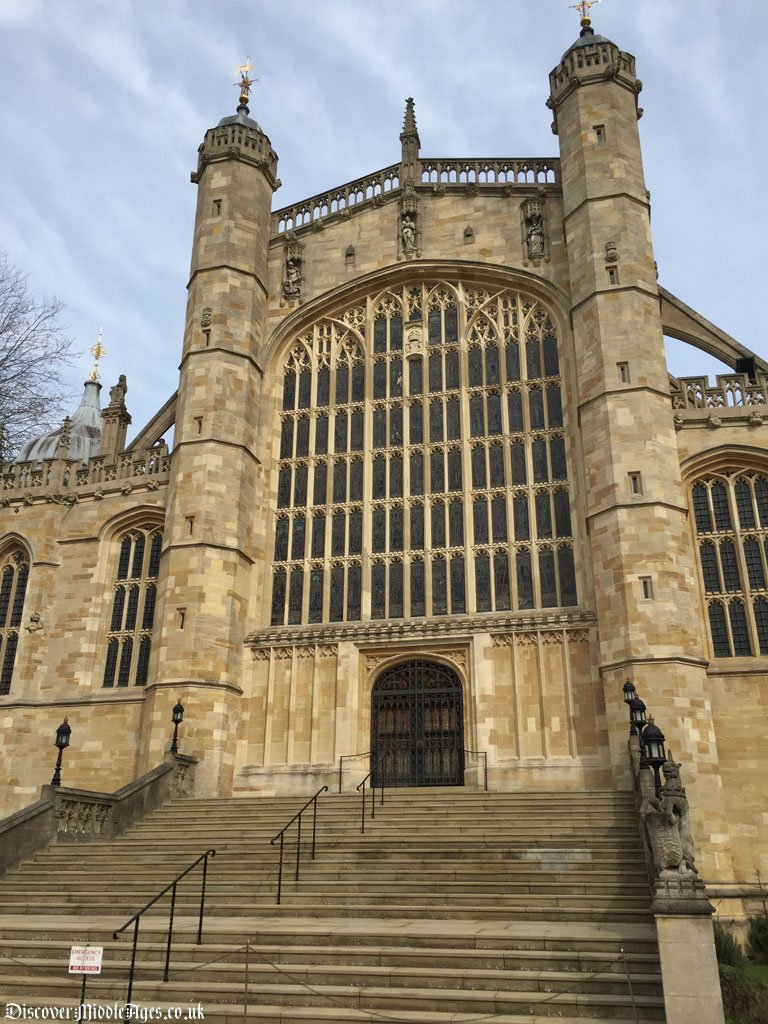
[0,486,168,814]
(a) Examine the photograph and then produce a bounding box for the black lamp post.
[170,700,185,754]
[641,717,667,796]
[623,679,637,704]
[628,696,647,736]
[51,718,71,787]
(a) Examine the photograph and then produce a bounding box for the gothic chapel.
[2,15,767,908]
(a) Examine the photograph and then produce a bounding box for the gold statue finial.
[88,327,106,382]
[234,56,256,107]
[569,0,600,27]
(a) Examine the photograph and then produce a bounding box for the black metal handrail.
[356,753,389,834]
[113,848,216,1004]
[464,748,489,791]
[269,786,328,905]
[338,750,371,792]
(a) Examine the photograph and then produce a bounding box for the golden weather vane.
[88,327,106,382]
[570,0,601,25]
[234,56,256,106]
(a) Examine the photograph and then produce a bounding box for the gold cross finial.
[234,57,256,106]
[88,327,106,382]
[570,0,600,26]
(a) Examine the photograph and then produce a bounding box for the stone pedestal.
[655,913,725,1024]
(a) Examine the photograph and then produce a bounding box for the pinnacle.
[401,96,418,137]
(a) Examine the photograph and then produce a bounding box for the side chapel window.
[103,528,162,687]
[692,473,768,657]
[0,549,29,695]
[270,283,577,624]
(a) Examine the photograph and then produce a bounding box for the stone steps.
[0,789,663,1021]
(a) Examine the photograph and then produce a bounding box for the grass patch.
[744,963,768,986]
[720,965,768,1024]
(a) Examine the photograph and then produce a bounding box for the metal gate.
[371,660,465,787]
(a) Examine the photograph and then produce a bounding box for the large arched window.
[103,527,162,687]
[691,472,768,657]
[270,282,577,625]
[0,548,29,695]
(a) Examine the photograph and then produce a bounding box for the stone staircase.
[0,789,666,1022]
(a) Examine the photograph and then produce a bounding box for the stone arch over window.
[103,525,163,687]
[0,543,30,695]
[689,469,768,657]
[268,279,577,626]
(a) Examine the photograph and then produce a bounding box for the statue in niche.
[283,257,302,299]
[525,214,545,260]
[640,751,698,878]
[200,307,213,328]
[401,213,417,251]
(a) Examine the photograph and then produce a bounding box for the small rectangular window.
[618,362,630,383]
[629,472,642,495]
[194,416,203,434]
[178,608,186,629]
[203,330,211,347]
[607,267,619,286]
[213,199,222,215]
[594,124,606,144]
[640,577,653,600]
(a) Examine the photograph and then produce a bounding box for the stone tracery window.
[692,472,768,657]
[103,527,162,687]
[0,549,29,695]
[270,282,577,625]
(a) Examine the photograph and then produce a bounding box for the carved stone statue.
[109,374,128,407]
[200,307,213,328]
[401,213,417,251]
[640,751,698,878]
[283,258,302,299]
[526,214,545,260]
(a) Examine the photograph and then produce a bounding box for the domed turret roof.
[18,381,103,464]
[561,24,616,62]
[217,105,263,132]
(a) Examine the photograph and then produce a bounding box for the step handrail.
[338,750,371,792]
[269,785,328,905]
[112,847,216,1004]
[356,753,389,834]
[464,748,489,791]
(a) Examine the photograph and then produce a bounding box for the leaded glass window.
[270,284,577,623]
[104,528,162,687]
[0,549,29,695]
[692,472,768,658]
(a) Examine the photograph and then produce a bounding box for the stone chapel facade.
[1,20,767,902]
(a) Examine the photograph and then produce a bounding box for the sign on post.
[69,946,103,974]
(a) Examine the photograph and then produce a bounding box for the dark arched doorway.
[371,660,465,787]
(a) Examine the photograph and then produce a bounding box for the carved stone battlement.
[274,163,401,234]
[549,39,637,96]
[272,157,561,236]
[670,373,768,415]
[0,443,171,508]
[193,122,279,184]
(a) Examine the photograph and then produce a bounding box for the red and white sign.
[69,945,103,974]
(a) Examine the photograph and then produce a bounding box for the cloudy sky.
[0,0,765,443]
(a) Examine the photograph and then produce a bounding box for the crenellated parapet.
[671,372,768,414]
[0,443,170,509]
[548,30,642,132]
[192,120,279,190]
[272,156,560,237]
